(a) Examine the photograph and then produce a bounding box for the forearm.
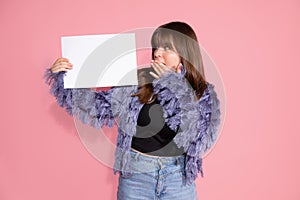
[44,68,73,115]
[43,68,115,129]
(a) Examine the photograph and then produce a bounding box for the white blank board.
[61,33,138,88]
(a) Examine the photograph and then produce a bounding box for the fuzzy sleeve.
[43,68,115,129]
[185,83,221,182]
[152,70,201,150]
[152,69,221,184]
[187,83,221,156]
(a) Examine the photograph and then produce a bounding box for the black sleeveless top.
[131,98,184,156]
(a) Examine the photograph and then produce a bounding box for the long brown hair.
[132,21,207,103]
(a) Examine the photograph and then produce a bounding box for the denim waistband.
[130,148,185,167]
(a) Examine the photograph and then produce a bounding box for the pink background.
[1,0,300,199]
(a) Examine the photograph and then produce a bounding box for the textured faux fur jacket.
[44,66,221,185]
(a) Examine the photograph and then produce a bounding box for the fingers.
[150,62,162,79]
[176,64,182,74]
[150,60,172,79]
[151,61,163,76]
[51,57,73,73]
[153,61,172,73]
[149,71,160,79]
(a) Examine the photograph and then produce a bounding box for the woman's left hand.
[149,61,181,79]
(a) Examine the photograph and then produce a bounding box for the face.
[153,46,181,72]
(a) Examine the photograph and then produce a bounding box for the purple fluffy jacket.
[44,67,221,185]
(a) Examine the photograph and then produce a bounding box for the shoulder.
[197,82,220,114]
[199,82,217,100]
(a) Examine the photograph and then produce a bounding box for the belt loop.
[134,151,139,161]
[158,158,162,169]
[176,157,179,166]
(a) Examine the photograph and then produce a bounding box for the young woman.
[45,21,221,200]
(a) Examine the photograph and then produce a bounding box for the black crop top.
[131,98,184,156]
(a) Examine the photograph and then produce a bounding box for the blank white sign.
[61,33,138,88]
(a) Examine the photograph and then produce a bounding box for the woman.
[45,21,221,200]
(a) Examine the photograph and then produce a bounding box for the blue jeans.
[117,148,198,200]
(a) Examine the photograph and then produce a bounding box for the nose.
[153,48,163,62]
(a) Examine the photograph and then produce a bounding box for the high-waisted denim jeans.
[117,148,198,200]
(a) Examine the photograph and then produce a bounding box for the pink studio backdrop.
[1,0,300,199]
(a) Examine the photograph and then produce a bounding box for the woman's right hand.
[50,57,73,73]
